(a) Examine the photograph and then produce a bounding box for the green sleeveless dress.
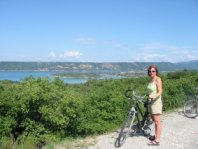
[147,82,162,114]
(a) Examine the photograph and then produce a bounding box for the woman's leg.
[151,114,162,142]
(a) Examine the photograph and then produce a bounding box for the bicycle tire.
[183,100,198,118]
[117,112,136,146]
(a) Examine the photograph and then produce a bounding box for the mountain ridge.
[0,60,197,72]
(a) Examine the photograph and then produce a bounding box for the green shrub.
[0,70,198,147]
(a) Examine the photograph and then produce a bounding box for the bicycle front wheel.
[183,100,198,118]
[117,111,136,146]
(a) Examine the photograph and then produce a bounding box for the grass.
[0,136,36,149]
[43,136,97,149]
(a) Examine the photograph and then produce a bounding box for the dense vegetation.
[0,70,198,148]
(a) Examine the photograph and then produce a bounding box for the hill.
[174,60,198,70]
[0,61,188,72]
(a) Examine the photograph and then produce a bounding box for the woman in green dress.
[147,65,163,146]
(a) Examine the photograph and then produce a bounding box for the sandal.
[148,135,155,141]
[147,140,160,146]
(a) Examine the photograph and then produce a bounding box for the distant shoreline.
[0,70,61,72]
[50,73,101,79]
[1,61,195,71]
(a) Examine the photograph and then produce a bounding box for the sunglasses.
[148,70,156,73]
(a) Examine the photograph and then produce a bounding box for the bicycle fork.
[129,107,137,130]
[127,107,137,134]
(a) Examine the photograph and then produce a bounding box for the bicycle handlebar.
[125,89,148,103]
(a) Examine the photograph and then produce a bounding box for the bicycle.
[116,89,152,147]
[183,89,198,118]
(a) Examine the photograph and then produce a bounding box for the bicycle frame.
[135,101,150,129]
[116,90,152,147]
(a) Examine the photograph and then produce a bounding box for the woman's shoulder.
[156,76,162,83]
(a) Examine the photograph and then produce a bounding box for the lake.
[0,71,88,84]
[0,71,123,84]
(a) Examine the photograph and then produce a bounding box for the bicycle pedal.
[131,125,138,130]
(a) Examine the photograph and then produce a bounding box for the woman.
[147,65,163,146]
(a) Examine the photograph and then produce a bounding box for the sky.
[0,0,198,63]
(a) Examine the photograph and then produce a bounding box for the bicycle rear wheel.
[117,112,136,146]
[183,100,198,118]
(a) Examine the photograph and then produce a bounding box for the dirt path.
[88,109,198,149]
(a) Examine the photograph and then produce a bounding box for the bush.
[0,70,198,148]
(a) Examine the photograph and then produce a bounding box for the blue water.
[0,71,87,84]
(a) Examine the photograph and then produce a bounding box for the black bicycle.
[183,88,198,118]
[116,89,152,147]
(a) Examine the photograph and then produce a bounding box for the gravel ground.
[88,109,198,149]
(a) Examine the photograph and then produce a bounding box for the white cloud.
[60,50,83,58]
[177,49,198,61]
[47,50,83,60]
[131,43,198,62]
[131,53,171,62]
[76,37,96,45]
[48,51,56,58]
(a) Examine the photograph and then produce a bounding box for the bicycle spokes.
[117,113,136,146]
[184,100,198,118]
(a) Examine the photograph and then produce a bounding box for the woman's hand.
[149,95,156,100]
